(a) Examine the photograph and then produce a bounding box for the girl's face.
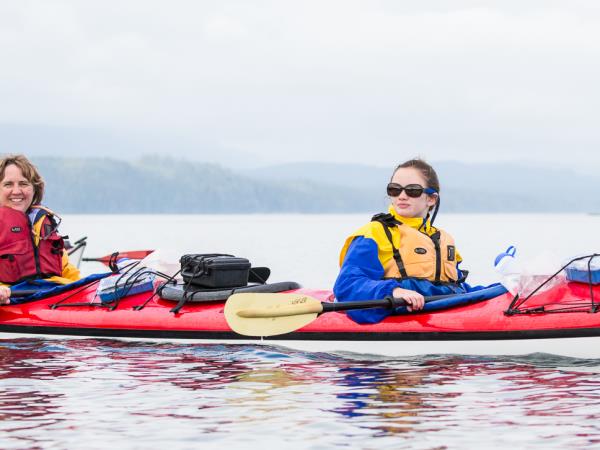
[389,167,437,219]
[0,164,35,213]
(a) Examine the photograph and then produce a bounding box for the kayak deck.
[2,282,600,357]
[1,282,600,333]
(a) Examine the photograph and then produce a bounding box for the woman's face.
[0,164,35,213]
[389,167,437,218]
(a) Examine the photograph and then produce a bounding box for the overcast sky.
[1,1,599,170]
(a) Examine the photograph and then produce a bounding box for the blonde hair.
[0,154,45,206]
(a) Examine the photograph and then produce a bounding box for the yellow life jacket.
[339,206,461,283]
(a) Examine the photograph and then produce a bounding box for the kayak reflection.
[3,340,600,448]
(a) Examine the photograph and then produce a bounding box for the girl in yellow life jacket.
[333,159,467,324]
[0,155,80,305]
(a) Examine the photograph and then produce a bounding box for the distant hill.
[22,157,600,213]
[0,123,263,169]
[33,156,377,213]
[245,161,600,213]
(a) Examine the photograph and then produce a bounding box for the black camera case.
[180,253,251,288]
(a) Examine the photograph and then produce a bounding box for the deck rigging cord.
[506,254,599,315]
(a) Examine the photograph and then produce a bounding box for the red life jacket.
[0,206,64,284]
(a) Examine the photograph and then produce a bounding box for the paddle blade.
[248,267,271,283]
[83,250,155,266]
[224,293,323,337]
[114,250,155,261]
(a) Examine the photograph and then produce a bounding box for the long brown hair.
[0,154,45,206]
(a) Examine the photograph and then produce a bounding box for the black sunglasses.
[386,183,436,198]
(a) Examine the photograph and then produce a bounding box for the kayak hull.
[2,331,600,358]
[2,283,600,358]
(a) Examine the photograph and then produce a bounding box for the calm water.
[3,339,600,449]
[2,214,600,449]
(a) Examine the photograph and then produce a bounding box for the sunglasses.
[386,183,437,198]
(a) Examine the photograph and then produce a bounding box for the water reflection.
[2,339,600,449]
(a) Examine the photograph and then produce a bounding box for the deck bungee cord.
[96,253,179,311]
[14,250,292,314]
[45,251,169,310]
[49,252,144,309]
[506,253,600,315]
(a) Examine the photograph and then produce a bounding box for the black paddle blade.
[249,267,271,284]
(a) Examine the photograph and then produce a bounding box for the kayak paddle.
[249,267,271,284]
[0,290,42,304]
[224,292,450,337]
[82,250,155,266]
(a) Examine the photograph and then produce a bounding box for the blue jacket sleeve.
[333,236,401,301]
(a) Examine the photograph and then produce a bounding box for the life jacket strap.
[371,213,408,279]
[370,213,400,228]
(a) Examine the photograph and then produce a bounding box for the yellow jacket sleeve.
[45,252,81,285]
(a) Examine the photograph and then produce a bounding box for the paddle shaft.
[236,293,453,318]
[9,289,40,298]
[325,293,454,312]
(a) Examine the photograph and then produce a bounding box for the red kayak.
[1,276,600,358]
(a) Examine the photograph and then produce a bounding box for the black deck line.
[2,325,600,341]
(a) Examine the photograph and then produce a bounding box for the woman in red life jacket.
[0,155,80,304]
[334,159,467,324]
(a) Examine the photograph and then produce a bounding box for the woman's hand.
[0,286,11,305]
[392,287,424,312]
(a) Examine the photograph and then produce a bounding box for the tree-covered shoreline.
[32,157,598,214]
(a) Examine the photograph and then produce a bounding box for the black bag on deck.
[180,254,251,288]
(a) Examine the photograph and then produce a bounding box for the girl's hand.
[0,286,11,305]
[392,287,424,311]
